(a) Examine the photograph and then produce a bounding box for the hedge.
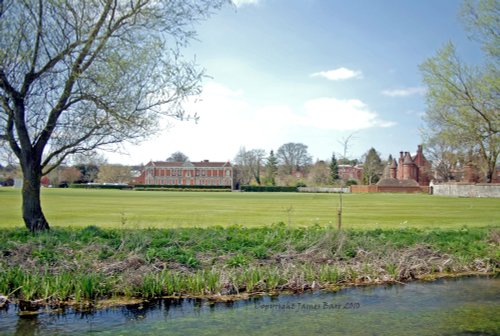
[69,184,132,190]
[134,187,231,192]
[240,185,298,192]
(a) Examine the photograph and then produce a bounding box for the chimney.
[203,160,209,163]
[400,151,404,159]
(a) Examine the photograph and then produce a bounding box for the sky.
[106,0,483,165]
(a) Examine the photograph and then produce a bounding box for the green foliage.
[226,254,249,267]
[420,0,499,183]
[362,147,383,185]
[241,185,298,192]
[345,179,358,186]
[70,184,132,190]
[264,150,279,186]
[460,0,500,59]
[330,153,339,182]
[0,0,228,232]
[0,225,497,304]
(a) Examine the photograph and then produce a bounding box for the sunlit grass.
[0,188,498,229]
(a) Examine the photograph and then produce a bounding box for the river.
[0,276,498,335]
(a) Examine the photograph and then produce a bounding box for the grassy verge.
[0,224,498,309]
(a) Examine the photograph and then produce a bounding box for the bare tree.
[307,160,330,186]
[276,142,312,175]
[337,132,358,163]
[0,0,227,231]
[58,166,82,185]
[97,164,132,184]
[234,147,266,185]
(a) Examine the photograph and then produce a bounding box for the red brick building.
[134,160,234,188]
[379,145,431,187]
[393,145,431,186]
[338,164,363,181]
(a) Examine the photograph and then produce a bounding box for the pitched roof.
[377,178,419,187]
[403,152,414,165]
[147,161,232,168]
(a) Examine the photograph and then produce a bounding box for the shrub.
[70,183,132,190]
[241,185,298,192]
[345,180,358,186]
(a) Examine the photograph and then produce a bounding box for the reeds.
[0,225,497,306]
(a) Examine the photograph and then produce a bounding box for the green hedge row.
[134,184,231,190]
[70,184,132,190]
[241,185,298,192]
[134,187,231,192]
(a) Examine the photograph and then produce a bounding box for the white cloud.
[311,67,363,81]
[105,82,395,164]
[302,98,396,131]
[381,87,426,97]
[232,0,260,7]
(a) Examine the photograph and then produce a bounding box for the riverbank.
[0,224,498,311]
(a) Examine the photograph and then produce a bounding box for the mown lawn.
[0,188,498,229]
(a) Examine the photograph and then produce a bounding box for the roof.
[403,152,414,165]
[377,178,419,187]
[146,161,232,168]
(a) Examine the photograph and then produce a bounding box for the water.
[1,276,498,335]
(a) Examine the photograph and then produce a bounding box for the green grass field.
[0,188,498,229]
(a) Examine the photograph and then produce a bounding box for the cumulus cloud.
[311,67,363,81]
[381,87,426,97]
[232,0,260,7]
[105,82,395,164]
[302,98,396,131]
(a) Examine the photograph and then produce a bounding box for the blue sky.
[107,0,482,164]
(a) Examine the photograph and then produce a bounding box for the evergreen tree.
[330,153,339,183]
[265,150,279,185]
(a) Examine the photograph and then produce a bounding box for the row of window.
[152,168,231,177]
[148,178,232,186]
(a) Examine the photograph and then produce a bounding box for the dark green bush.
[70,183,132,190]
[241,185,298,192]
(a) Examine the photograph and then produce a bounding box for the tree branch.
[20,0,43,97]
[34,0,114,156]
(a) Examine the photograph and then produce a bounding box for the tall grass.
[0,225,497,305]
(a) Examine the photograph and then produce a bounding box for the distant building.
[338,164,363,181]
[378,145,431,187]
[134,160,234,188]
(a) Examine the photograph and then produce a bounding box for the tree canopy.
[420,0,499,182]
[276,142,312,175]
[167,151,189,163]
[330,152,339,183]
[0,0,227,231]
[234,147,266,185]
[362,147,382,185]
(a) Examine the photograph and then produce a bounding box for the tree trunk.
[21,166,49,232]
